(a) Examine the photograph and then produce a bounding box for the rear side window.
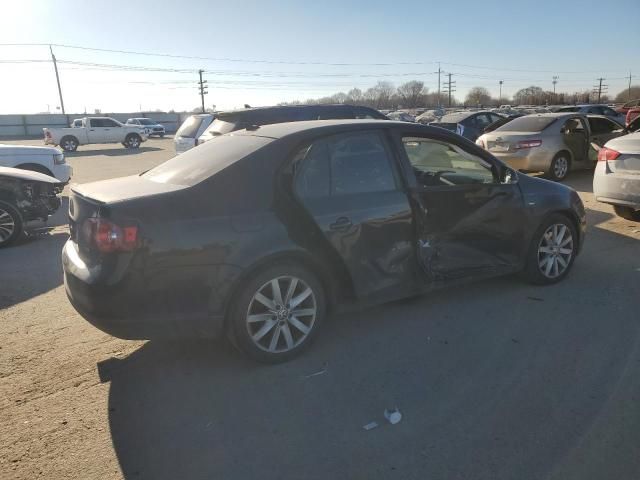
[317,106,354,120]
[294,131,397,198]
[496,116,556,132]
[176,116,205,138]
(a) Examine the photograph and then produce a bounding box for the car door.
[292,130,417,301]
[102,118,124,143]
[561,117,589,161]
[87,118,110,143]
[394,132,526,281]
[588,116,626,146]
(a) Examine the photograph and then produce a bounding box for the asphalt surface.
[1,137,640,480]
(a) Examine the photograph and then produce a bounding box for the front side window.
[89,118,105,127]
[103,119,120,127]
[294,131,398,198]
[402,137,495,187]
[470,113,492,129]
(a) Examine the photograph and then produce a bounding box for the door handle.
[329,216,352,230]
[89,129,95,131]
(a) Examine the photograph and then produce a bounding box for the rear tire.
[60,136,79,152]
[0,200,24,248]
[613,205,640,221]
[521,213,578,285]
[546,152,571,182]
[124,134,142,149]
[227,263,326,363]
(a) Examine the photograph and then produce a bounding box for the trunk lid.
[483,132,539,153]
[69,175,187,261]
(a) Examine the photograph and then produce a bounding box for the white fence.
[0,112,193,137]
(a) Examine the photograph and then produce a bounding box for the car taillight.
[597,147,621,161]
[85,218,138,253]
[516,139,542,149]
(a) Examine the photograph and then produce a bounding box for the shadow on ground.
[103,214,640,480]
[65,146,163,157]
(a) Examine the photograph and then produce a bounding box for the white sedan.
[593,126,640,221]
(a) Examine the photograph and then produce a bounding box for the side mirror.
[502,167,518,184]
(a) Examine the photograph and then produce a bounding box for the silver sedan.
[593,132,640,221]
[476,113,626,181]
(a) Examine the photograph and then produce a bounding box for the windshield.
[495,116,556,132]
[137,119,155,125]
[176,116,206,138]
[202,118,239,137]
[143,134,271,186]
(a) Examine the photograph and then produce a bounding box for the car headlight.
[54,152,65,165]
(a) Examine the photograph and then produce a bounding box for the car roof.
[233,119,439,140]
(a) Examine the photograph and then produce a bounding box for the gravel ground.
[1,137,639,480]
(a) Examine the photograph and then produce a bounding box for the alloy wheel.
[553,156,569,179]
[0,207,16,244]
[537,223,573,278]
[63,139,77,151]
[246,276,317,353]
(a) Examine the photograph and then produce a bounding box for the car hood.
[0,166,61,183]
[71,174,186,204]
[0,144,60,156]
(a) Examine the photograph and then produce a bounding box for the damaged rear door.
[395,132,526,281]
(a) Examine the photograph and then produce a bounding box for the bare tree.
[365,81,395,109]
[397,81,426,108]
[614,85,640,103]
[347,88,364,104]
[465,87,492,106]
[513,86,546,105]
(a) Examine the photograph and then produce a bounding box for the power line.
[0,43,634,75]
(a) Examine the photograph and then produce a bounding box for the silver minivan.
[174,114,214,154]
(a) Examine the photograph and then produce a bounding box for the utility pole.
[437,62,441,107]
[198,69,208,113]
[442,73,456,107]
[552,76,559,104]
[593,77,607,103]
[499,80,503,103]
[49,45,65,114]
[629,72,633,101]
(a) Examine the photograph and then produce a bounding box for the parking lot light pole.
[499,80,503,103]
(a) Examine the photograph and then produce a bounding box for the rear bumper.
[62,240,225,340]
[593,162,640,209]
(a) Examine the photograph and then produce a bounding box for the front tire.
[546,152,571,182]
[613,205,640,221]
[124,134,142,149]
[522,213,578,285]
[60,136,79,152]
[0,201,24,248]
[227,263,326,363]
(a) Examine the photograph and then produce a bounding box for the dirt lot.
[1,137,640,480]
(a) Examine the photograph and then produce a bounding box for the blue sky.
[0,0,638,113]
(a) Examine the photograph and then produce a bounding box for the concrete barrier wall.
[0,112,190,137]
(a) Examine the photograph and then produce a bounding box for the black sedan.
[63,120,586,362]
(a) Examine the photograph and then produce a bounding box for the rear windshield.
[142,134,271,186]
[202,117,240,137]
[558,107,579,112]
[176,116,206,138]
[495,116,556,132]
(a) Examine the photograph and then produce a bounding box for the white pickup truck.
[43,117,148,152]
